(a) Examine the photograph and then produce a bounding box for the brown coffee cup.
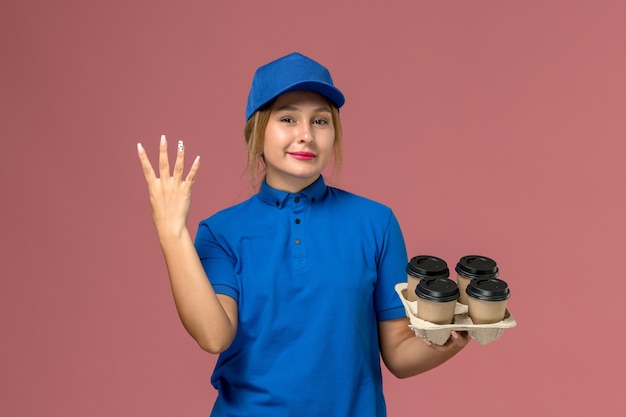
[405,255,450,302]
[455,255,499,304]
[415,277,460,325]
[466,277,511,324]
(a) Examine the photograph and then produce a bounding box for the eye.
[280,117,295,123]
[313,118,328,125]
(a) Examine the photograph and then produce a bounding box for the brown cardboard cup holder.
[395,283,517,345]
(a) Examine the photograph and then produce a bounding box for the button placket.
[290,194,307,264]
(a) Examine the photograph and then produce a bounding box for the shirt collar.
[258,175,328,208]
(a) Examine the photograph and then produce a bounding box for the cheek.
[321,133,336,153]
[262,136,288,160]
[262,127,276,155]
[264,125,290,149]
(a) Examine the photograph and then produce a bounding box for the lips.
[288,151,316,160]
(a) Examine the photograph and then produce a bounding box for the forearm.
[158,227,236,353]
[386,332,464,378]
[379,318,468,379]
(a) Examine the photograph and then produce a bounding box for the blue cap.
[245,52,345,121]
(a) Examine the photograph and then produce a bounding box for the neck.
[265,174,320,193]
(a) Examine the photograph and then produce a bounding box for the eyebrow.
[275,105,332,113]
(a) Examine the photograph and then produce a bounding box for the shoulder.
[198,195,259,230]
[326,186,394,216]
[323,186,400,236]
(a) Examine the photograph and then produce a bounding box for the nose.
[297,124,314,144]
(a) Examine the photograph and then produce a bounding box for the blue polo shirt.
[194,175,408,417]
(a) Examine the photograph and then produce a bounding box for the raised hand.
[137,134,200,239]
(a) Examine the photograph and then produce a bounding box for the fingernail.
[161,135,166,146]
[178,140,184,152]
[137,143,144,153]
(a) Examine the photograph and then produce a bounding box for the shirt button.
[295,218,301,224]
[294,239,301,245]
[275,201,280,206]
[294,197,300,203]
[311,197,316,203]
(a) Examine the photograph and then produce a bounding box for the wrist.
[156,225,191,245]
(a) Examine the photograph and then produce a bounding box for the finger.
[158,134,171,180]
[457,331,470,344]
[446,331,469,348]
[137,143,156,182]
[183,155,201,186]
[172,139,185,182]
[447,331,462,347]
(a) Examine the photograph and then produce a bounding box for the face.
[263,90,336,193]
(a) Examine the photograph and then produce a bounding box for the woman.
[137,52,468,416]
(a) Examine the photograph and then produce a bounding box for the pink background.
[2,1,625,415]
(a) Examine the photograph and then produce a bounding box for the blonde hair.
[244,100,343,190]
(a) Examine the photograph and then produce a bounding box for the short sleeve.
[194,220,240,300]
[374,210,408,321]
